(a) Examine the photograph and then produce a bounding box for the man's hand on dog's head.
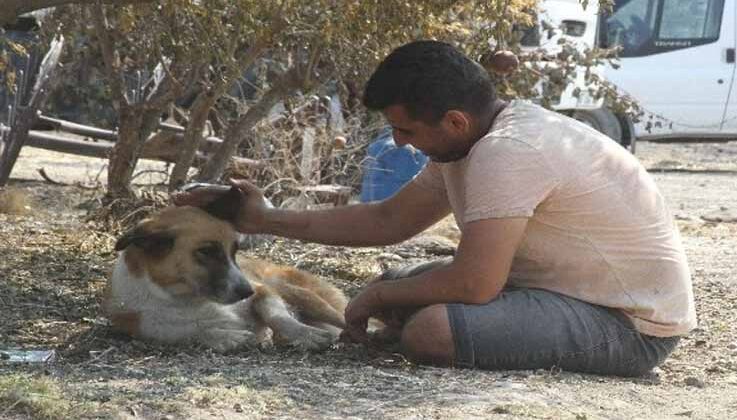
[171,179,271,234]
[172,183,230,208]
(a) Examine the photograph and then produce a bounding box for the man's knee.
[400,304,455,366]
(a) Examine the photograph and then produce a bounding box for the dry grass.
[0,374,88,420]
[0,187,32,215]
[1,178,736,419]
[1,142,736,419]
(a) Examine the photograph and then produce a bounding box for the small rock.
[675,410,693,417]
[684,377,705,388]
[701,209,737,223]
[233,403,244,413]
[377,253,402,262]
[492,406,511,414]
[641,370,661,385]
[333,136,347,149]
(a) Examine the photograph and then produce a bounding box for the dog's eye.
[195,244,223,260]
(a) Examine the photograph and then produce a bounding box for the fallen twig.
[131,169,169,182]
[38,168,68,186]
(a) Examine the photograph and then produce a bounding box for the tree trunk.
[169,35,272,188]
[196,72,299,183]
[106,105,142,198]
[105,103,161,199]
[168,89,218,191]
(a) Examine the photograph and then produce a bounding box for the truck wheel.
[571,109,625,146]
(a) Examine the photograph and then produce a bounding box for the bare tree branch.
[90,3,126,105]
[1,0,155,25]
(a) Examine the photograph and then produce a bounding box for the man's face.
[383,104,471,163]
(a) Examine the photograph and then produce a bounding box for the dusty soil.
[1,140,736,419]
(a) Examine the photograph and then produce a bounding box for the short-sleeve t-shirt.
[412,100,696,337]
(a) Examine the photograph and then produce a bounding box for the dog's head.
[114,205,253,304]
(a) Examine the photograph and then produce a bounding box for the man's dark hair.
[362,40,496,124]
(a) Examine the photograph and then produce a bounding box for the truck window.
[659,0,722,40]
[600,0,725,57]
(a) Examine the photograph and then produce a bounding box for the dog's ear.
[114,225,175,256]
[202,186,243,225]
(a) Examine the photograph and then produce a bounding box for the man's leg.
[377,260,681,376]
[368,259,454,342]
[399,304,455,365]
[402,287,680,377]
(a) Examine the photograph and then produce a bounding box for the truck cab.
[528,0,736,149]
[600,0,734,141]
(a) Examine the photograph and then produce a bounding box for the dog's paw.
[204,328,260,353]
[287,326,338,351]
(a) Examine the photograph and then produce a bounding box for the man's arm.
[344,216,528,339]
[260,181,451,246]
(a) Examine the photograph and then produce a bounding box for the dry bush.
[0,187,32,215]
[230,97,385,207]
[84,188,169,233]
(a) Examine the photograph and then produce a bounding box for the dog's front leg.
[196,304,262,353]
[200,328,260,353]
[252,291,336,351]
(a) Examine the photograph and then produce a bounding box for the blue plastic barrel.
[360,130,428,202]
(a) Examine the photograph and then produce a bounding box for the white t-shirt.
[412,100,696,337]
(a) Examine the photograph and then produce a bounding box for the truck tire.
[571,109,628,148]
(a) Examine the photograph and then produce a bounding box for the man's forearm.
[259,203,408,246]
[370,217,525,309]
[375,262,505,309]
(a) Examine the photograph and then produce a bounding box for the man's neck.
[474,99,508,142]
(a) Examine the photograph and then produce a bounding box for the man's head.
[362,40,497,162]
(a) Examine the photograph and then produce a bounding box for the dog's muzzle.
[216,264,254,304]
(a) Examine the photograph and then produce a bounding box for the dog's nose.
[234,282,254,301]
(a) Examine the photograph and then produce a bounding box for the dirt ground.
[1,139,736,419]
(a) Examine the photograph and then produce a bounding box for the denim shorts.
[380,259,681,377]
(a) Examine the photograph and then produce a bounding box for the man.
[175,40,695,376]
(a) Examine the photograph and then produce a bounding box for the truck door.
[718,2,737,133]
[601,0,733,138]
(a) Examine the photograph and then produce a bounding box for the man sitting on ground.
[175,40,695,377]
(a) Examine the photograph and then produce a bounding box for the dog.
[104,202,348,353]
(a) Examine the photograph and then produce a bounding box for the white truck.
[530,0,736,150]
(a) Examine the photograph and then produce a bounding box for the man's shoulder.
[478,101,553,147]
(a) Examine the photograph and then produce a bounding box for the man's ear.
[202,186,243,225]
[115,224,175,257]
[443,110,471,135]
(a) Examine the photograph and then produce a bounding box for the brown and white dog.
[104,203,347,353]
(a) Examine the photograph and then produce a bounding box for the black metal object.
[0,16,41,126]
[0,36,64,186]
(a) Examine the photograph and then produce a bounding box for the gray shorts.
[380,259,681,377]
